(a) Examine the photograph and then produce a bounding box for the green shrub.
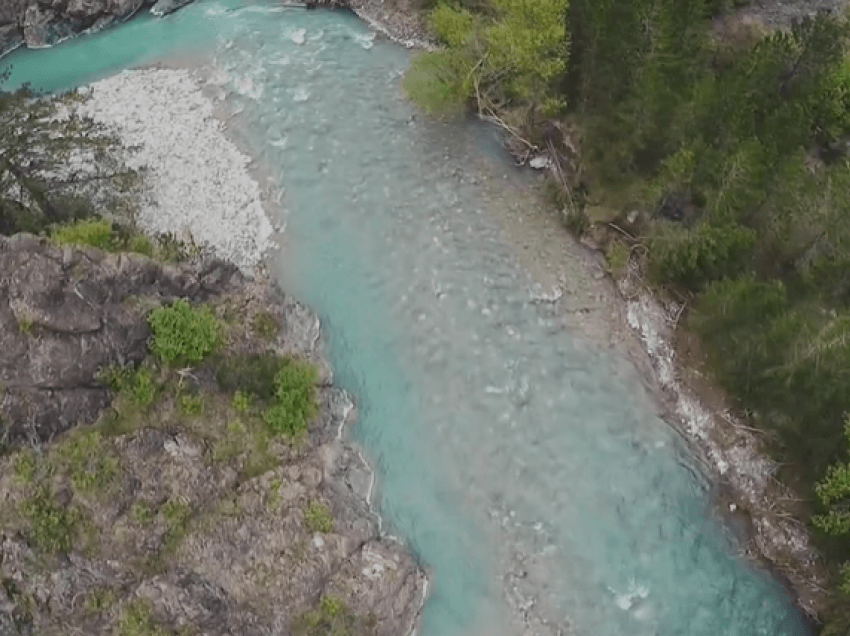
[215,353,288,401]
[51,219,114,250]
[303,501,334,534]
[19,487,79,554]
[263,358,319,437]
[605,241,629,274]
[148,300,220,366]
[689,276,792,398]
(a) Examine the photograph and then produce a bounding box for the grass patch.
[303,501,333,534]
[177,393,204,416]
[292,596,376,636]
[51,219,114,250]
[16,317,34,335]
[100,364,159,407]
[268,479,282,512]
[116,599,168,636]
[211,419,246,465]
[49,218,170,260]
[19,486,80,554]
[131,502,154,525]
[13,450,36,484]
[251,311,279,341]
[209,410,277,479]
[56,429,120,494]
[605,241,629,275]
[148,300,221,366]
[127,234,154,257]
[84,587,116,616]
[232,391,252,415]
[160,499,192,553]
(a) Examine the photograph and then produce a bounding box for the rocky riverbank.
[0,235,425,635]
[0,0,432,60]
[0,64,426,634]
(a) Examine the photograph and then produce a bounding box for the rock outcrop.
[0,235,426,635]
[0,233,239,445]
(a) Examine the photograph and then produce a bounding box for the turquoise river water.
[2,2,811,634]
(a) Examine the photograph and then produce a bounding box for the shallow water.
[3,2,811,634]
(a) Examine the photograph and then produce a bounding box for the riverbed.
[0,1,813,634]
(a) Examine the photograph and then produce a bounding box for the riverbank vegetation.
[406,0,850,631]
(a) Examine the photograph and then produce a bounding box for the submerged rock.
[150,0,195,16]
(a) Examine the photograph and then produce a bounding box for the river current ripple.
[3,1,810,634]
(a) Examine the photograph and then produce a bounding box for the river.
[1,1,811,634]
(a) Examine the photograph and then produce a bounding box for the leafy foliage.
[649,223,756,288]
[19,486,79,554]
[263,358,319,437]
[100,364,158,407]
[148,300,221,366]
[403,0,568,116]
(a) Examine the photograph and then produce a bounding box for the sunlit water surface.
[3,3,810,634]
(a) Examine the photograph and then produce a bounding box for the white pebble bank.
[76,67,274,273]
